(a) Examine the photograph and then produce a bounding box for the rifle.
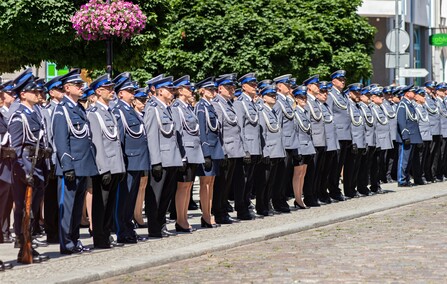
[21,135,41,264]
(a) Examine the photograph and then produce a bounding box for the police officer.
[369,87,393,192]
[381,86,399,183]
[343,83,366,198]
[41,75,65,244]
[436,82,447,180]
[8,75,49,263]
[52,70,98,254]
[357,86,376,196]
[256,85,285,216]
[143,76,183,238]
[396,85,422,187]
[171,75,204,232]
[292,85,315,209]
[111,73,150,243]
[212,74,244,224]
[87,74,126,248]
[272,74,300,213]
[412,88,431,185]
[423,81,441,183]
[327,70,349,201]
[233,73,262,220]
[303,75,326,207]
[316,81,339,203]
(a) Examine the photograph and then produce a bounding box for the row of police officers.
[0,67,441,266]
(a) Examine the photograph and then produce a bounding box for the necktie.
[166,106,173,117]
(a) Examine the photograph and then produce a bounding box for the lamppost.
[106,0,113,79]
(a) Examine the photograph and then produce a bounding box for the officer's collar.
[307,92,317,101]
[96,100,109,110]
[296,105,305,113]
[1,105,9,112]
[20,103,34,113]
[263,104,272,111]
[152,96,168,108]
[64,95,77,106]
[176,98,189,108]
[120,99,131,108]
[242,92,254,102]
[277,92,287,100]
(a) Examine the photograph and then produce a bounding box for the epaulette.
[212,97,219,103]
[258,106,264,111]
[237,96,244,101]
[59,101,66,106]
[172,101,180,107]
[89,107,98,112]
[150,101,158,107]
[45,103,52,109]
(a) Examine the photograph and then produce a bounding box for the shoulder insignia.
[11,117,22,123]
[172,102,180,107]
[89,107,98,112]
[24,108,31,115]
[237,96,244,101]
[53,110,64,116]
[45,104,52,109]
[67,102,74,108]
[59,101,66,106]
[123,104,129,110]
[150,101,158,107]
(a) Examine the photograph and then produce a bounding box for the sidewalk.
[1,181,447,284]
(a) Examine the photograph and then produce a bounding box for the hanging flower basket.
[71,0,147,41]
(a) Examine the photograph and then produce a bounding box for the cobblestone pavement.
[101,195,447,284]
[1,182,447,283]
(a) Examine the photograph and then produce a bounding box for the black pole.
[106,0,112,79]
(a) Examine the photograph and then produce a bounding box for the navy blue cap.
[80,87,95,100]
[216,73,237,86]
[173,75,192,88]
[400,84,415,94]
[90,74,114,91]
[292,85,308,97]
[319,81,332,91]
[392,86,404,96]
[196,77,216,89]
[370,87,383,96]
[414,87,426,95]
[383,86,393,94]
[345,83,363,93]
[44,76,63,92]
[112,72,131,86]
[360,86,371,96]
[146,74,165,87]
[0,80,14,92]
[260,85,277,96]
[12,68,34,85]
[60,69,83,85]
[436,82,447,90]
[330,70,346,80]
[273,74,292,85]
[134,87,148,98]
[115,78,136,93]
[238,73,257,85]
[11,75,41,94]
[234,88,242,97]
[152,76,174,89]
[424,81,437,88]
[290,78,297,88]
[34,78,46,92]
[258,79,272,90]
[303,75,319,86]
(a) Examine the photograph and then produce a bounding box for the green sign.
[429,34,447,46]
[46,62,69,80]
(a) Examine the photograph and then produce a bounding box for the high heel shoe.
[175,223,195,233]
[200,217,220,228]
[133,219,148,229]
[294,200,309,209]
[88,228,93,237]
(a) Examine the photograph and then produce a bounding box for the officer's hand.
[44,147,53,159]
[102,171,112,185]
[404,139,411,146]
[221,155,229,169]
[25,175,34,187]
[64,170,76,182]
[417,143,423,149]
[204,156,213,171]
[351,143,358,155]
[179,161,187,173]
[363,145,369,156]
[243,152,251,165]
[263,156,271,165]
[152,164,163,182]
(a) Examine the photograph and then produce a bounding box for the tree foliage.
[0,0,375,84]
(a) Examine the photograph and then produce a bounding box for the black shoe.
[188,200,199,210]
[32,238,49,247]
[237,212,256,221]
[133,220,148,229]
[94,242,113,249]
[318,198,332,205]
[136,234,148,242]
[3,235,15,243]
[175,223,194,233]
[386,178,396,183]
[0,260,12,270]
[60,247,83,255]
[17,249,42,264]
[330,194,346,202]
[293,200,309,209]
[398,182,413,187]
[258,210,274,216]
[148,232,163,239]
[162,229,178,237]
[275,207,291,213]
[200,217,220,228]
[117,236,138,244]
[414,180,427,185]
[248,201,255,210]
[215,216,239,224]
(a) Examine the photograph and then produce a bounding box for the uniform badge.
[24,108,31,115]
[67,102,73,108]
[124,105,129,110]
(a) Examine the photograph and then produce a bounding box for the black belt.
[23,146,52,159]
[0,147,17,159]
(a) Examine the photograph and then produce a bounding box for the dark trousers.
[412,142,429,184]
[272,150,294,210]
[255,158,281,214]
[91,173,121,246]
[58,176,87,251]
[116,171,142,240]
[320,150,338,200]
[384,141,398,180]
[12,173,44,237]
[343,146,364,197]
[397,143,414,185]
[370,148,385,191]
[357,146,376,194]
[235,155,260,214]
[328,140,350,197]
[44,169,59,242]
[427,135,442,181]
[0,180,12,242]
[213,158,242,220]
[310,146,326,203]
[438,137,447,178]
[145,167,178,235]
